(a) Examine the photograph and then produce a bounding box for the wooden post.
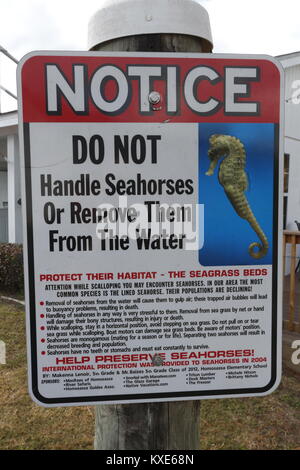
[289,234,297,330]
[92,32,211,451]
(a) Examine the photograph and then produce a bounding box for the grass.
[0,298,300,450]
[200,372,300,450]
[0,300,94,450]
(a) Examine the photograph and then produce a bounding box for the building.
[0,110,21,244]
[277,52,300,233]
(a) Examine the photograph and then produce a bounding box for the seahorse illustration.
[205,134,268,259]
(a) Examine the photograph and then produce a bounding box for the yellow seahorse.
[205,134,268,259]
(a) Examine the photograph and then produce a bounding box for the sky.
[1,0,300,111]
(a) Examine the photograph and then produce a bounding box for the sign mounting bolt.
[152,354,164,366]
[149,91,161,105]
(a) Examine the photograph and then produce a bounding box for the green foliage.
[0,243,24,292]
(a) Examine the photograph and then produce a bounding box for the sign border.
[17,52,283,407]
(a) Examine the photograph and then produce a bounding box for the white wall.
[282,60,300,273]
[0,170,8,207]
[284,63,300,230]
[7,135,22,243]
[285,138,300,231]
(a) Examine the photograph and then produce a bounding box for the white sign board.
[17,52,283,406]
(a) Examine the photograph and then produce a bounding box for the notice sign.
[18,52,283,406]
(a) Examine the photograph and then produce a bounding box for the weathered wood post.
[88,0,213,450]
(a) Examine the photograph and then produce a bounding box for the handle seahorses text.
[205,134,268,259]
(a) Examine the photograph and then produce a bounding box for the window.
[284,153,290,194]
[283,153,290,230]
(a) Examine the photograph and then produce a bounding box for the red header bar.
[20,54,281,123]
